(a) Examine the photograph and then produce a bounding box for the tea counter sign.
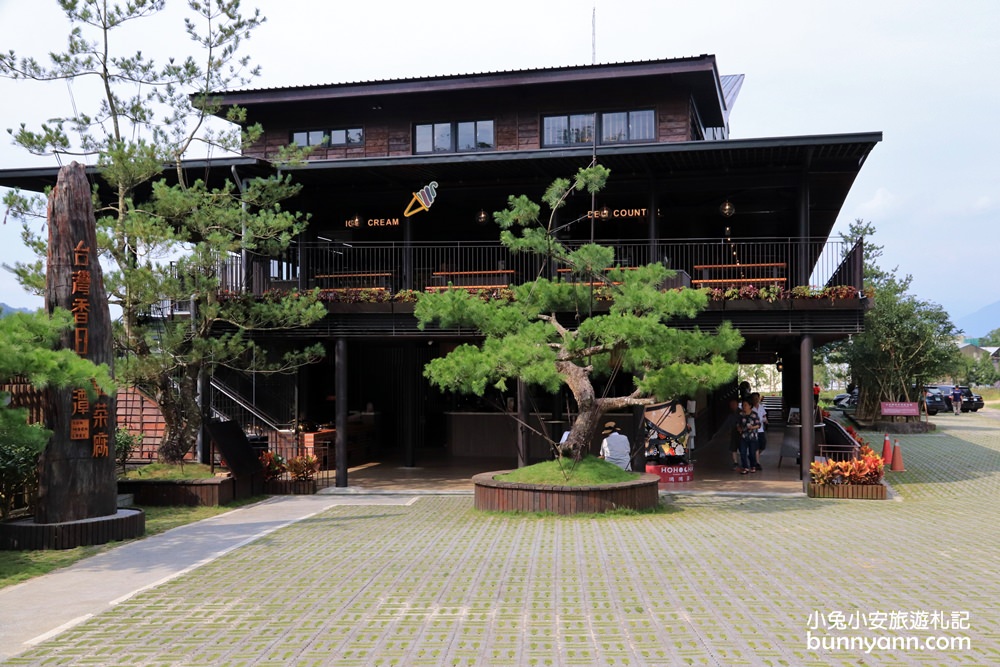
[37,162,118,524]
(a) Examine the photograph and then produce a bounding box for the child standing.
[736,399,762,474]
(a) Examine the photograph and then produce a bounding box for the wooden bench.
[427,269,513,291]
[691,262,786,288]
[315,271,392,291]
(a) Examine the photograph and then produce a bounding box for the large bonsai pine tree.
[414,165,743,461]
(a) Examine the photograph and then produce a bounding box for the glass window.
[543,116,569,145]
[432,123,451,152]
[415,124,433,153]
[601,112,628,143]
[601,110,655,143]
[630,109,655,141]
[569,114,594,144]
[476,120,494,150]
[543,113,595,146]
[415,120,493,153]
[329,128,363,146]
[457,121,476,151]
[456,120,494,151]
[291,130,327,146]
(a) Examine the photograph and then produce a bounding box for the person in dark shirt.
[951,385,963,415]
[735,399,762,474]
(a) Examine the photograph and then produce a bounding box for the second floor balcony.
[219,236,865,302]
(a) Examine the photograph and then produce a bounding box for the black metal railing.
[222,237,862,295]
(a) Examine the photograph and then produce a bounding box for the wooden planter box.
[473,471,661,514]
[118,477,235,506]
[807,483,887,500]
[265,479,317,495]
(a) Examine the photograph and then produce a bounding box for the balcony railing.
[219,237,863,296]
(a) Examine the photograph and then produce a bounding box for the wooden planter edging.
[118,477,235,506]
[472,471,661,514]
[265,479,317,495]
[0,509,145,551]
[807,483,887,500]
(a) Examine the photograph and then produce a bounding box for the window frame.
[542,108,656,147]
[291,129,328,147]
[414,119,495,154]
[329,127,364,146]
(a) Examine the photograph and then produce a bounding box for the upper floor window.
[601,110,655,143]
[543,114,595,146]
[330,127,364,146]
[415,120,494,153]
[543,109,656,147]
[291,130,327,147]
[291,127,364,147]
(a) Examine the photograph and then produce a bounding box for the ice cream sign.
[403,181,438,217]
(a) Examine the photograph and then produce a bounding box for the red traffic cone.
[881,434,892,464]
[890,440,905,472]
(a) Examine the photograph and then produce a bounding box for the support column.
[335,338,348,487]
[799,334,814,491]
[516,380,528,468]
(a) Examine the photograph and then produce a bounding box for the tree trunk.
[37,162,118,523]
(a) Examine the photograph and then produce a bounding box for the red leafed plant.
[286,455,320,481]
[259,451,286,482]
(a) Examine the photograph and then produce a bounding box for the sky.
[0,0,997,326]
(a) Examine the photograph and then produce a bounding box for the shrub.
[286,455,319,481]
[259,451,286,482]
[115,429,143,474]
[0,409,50,519]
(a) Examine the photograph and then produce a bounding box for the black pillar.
[516,380,528,467]
[335,337,348,487]
[799,334,814,491]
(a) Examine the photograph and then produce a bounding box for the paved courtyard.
[2,414,999,665]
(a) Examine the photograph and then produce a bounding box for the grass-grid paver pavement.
[4,415,1000,666]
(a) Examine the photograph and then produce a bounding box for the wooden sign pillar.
[36,162,117,524]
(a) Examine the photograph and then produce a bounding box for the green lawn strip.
[0,495,267,589]
[494,456,637,486]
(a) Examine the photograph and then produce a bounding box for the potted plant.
[808,444,887,499]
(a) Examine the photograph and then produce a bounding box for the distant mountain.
[954,300,1000,338]
[0,302,33,317]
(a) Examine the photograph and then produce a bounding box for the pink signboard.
[880,401,919,416]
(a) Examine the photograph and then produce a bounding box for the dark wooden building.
[0,56,880,488]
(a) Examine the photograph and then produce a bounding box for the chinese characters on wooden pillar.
[37,162,117,524]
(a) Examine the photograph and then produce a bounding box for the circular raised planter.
[472,471,661,515]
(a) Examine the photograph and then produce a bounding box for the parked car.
[960,386,984,412]
[923,388,947,415]
[833,388,857,409]
[927,385,984,412]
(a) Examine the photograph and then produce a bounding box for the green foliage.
[980,327,1000,347]
[825,222,962,420]
[115,429,142,475]
[0,409,49,519]
[2,2,324,462]
[416,166,742,461]
[0,310,113,517]
[964,353,997,386]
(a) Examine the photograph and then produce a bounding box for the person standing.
[751,392,768,465]
[951,385,963,415]
[735,399,762,474]
[600,421,632,471]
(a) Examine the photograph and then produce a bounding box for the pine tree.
[1,1,325,461]
[415,165,743,462]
